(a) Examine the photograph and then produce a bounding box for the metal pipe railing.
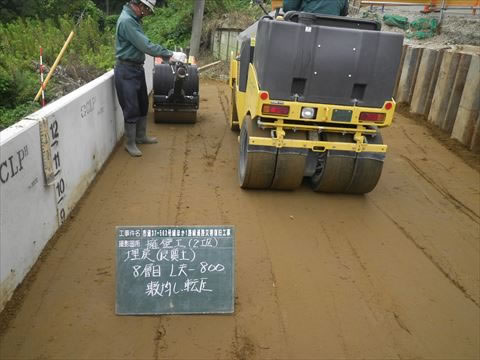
[360,1,479,22]
[361,1,478,7]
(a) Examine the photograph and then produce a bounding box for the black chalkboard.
[116,226,235,315]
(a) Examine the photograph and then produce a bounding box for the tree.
[0,0,102,22]
[92,0,125,15]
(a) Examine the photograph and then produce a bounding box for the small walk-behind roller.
[230,6,404,194]
[153,58,199,123]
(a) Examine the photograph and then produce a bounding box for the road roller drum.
[153,60,199,124]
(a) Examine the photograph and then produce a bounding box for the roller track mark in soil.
[232,326,256,360]
[320,224,414,358]
[400,127,427,154]
[320,224,380,320]
[345,238,369,274]
[329,290,350,357]
[391,311,412,336]
[370,199,480,309]
[320,223,351,271]
[255,219,290,357]
[198,88,230,168]
[153,322,167,359]
[401,155,480,224]
[213,185,230,224]
[218,92,230,125]
[174,129,192,226]
[264,254,290,355]
[209,91,230,161]
[165,131,179,224]
[194,113,211,163]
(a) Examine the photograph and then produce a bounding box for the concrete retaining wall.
[212,28,242,61]
[0,56,154,312]
[395,44,480,153]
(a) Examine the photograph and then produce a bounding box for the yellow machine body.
[230,58,395,154]
[229,14,403,193]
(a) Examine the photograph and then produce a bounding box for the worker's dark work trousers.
[114,63,148,124]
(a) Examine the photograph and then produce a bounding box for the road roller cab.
[153,58,199,123]
[229,11,404,193]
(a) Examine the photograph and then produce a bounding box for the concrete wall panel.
[428,50,461,126]
[410,48,444,115]
[27,72,120,221]
[212,29,241,61]
[451,55,480,146]
[469,113,480,154]
[424,49,446,118]
[0,121,58,309]
[0,58,154,311]
[442,53,472,134]
[396,46,423,104]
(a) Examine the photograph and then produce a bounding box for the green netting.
[410,17,438,31]
[383,14,409,30]
[361,10,381,22]
[406,18,438,39]
[406,30,434,39]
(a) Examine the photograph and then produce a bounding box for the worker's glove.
[171,51,187,63]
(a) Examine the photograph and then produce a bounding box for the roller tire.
[184,66,199,96]
[271,130,307,190]
[345,130,384,194]
[153,64,174,96]
[238,115,277,189]
[311,133,355,193]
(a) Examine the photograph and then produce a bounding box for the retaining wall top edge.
[443,45,480,55]
[26,70,115,121]
[215,28,243,31]
[0,119,38,146]
[405,45,480,53]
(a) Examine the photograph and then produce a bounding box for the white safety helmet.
[139,0,156,12]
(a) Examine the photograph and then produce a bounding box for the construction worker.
[283,0,349,16]
[421,1,439,13]
[114,0,173,157]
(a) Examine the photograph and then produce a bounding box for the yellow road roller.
[229,10,403,193]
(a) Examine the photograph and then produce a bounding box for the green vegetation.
[144,0,263,49]
[0,0,262,130]
[0,0,114,129]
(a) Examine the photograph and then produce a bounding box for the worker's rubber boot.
[136,116,158,144]
[124,123,142,157]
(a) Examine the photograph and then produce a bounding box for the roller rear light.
[359,112,385,123]
[262,104,290,116]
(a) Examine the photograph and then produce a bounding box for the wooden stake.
[198,60,222,73]
[34,31,75,102]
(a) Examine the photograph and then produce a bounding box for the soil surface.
[0,79,479,359]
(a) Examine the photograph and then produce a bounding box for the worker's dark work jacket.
[114,4,172,124]
[283,0,349,16]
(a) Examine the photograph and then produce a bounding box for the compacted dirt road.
[1,79,479,359]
